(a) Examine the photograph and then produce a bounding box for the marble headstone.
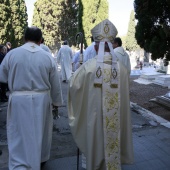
[156,92,170,108]
[153,75,170,87]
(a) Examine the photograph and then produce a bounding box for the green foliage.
[32,0,108,49]
[120,35,127,49]
[58,0,79,46]
[32,2,42,31]
[32,0,78,49]
[10,0,28,47]
[126,10,139,51]
[0,0,28,47]
[0,0,10,44]
[32,0,59,48]
[134,0,170,61]
[79,0,108,46]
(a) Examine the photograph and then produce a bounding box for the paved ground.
[42,111,170,170]
[0,69,170,170]
[1,109,169,170]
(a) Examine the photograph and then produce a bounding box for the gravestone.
[140,72,164,80]
[134,69,164,85]
[155,92,170,109]
[167,63,170,74]
[153,75,170,87]
[156,59,168,74]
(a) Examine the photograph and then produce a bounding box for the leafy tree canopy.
[79,0,108,46]
[32,0,108,49]
[0,0,28,47]
[32,0,78,49]
[134,0,170,61]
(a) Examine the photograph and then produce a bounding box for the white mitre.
[91,19,119,87]
[91,19,118,43]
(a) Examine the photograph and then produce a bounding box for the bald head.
[24,27,42,44]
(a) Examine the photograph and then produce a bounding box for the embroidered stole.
[94,41,121,169]
[102,63,121,170]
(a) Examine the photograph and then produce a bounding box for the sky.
[25,0,36,26]
[25,0,134,36]
[108,0,134,36]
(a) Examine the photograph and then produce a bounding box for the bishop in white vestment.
[0,27,63,170]
[68,19,134,170]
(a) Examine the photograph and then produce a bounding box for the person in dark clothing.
[6,42,11,53]
[0,45,5,63]
[0,45,8,102]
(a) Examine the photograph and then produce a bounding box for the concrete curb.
[130,102,170,129]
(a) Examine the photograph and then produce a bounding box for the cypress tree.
[32,0,78,49]
[0,0,28,47]
[9,0,28,47]
[32,1,43,30]
[80,0,109,46]
[126,10,139,51]
[134,0,170,60]
[0,0,11,44]
[32,0,57,48]
[32,0,108,48]
[120,35,127,50]
[59,0,78,46]
[78,0,83,34]
[95,0,108,25]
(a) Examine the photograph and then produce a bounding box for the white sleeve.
[49,58,63,106]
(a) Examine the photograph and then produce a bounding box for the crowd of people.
[0,19,132,170]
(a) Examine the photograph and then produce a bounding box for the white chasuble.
[68,53,134,170]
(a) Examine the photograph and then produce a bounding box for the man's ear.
[37,40,41,46]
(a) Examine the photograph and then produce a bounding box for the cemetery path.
[0,76,170,169]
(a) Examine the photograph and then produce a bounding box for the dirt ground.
[130,77,170,121]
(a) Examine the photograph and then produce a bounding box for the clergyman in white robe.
[57,44,73,82]
[113,37,131,75]
[83,42,96,63]
[40,43,51,54]
[68,19,133,170]
[114,46,131,75]
[0,40,63,169]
